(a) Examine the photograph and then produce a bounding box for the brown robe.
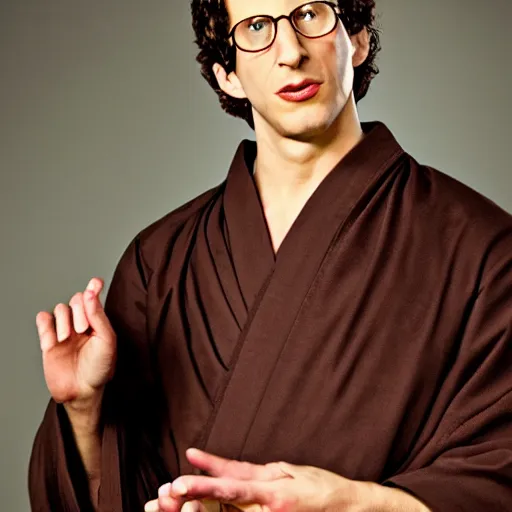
[29,123,512,511]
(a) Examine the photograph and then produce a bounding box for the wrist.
[364,482,431,512]
[63,390,104,435]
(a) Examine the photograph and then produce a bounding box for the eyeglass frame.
[227,1,343,54]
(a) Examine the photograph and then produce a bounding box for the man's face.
[223,0,360,140]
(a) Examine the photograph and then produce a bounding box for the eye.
[248,18,270,32]
[298,9,317,22]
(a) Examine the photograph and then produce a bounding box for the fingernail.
[172,480,188,496]
[144,501,160,512]
[158,482,171,497]
[86,279,96,291]
[185,502,202,512]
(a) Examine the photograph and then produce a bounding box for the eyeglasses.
[228,1,342,53]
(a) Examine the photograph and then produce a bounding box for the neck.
[253,96,364,196]
[250,95,364,253]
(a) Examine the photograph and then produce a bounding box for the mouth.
[276,80,322,102]
[277,80,321,94]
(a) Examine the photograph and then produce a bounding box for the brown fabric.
[29,123,512,511]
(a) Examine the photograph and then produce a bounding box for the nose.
[274,18,308,68]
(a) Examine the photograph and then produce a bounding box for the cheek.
[329,33,355,91]
[334,30,354,67]
[236,55,274,101]
[315,31,353,79]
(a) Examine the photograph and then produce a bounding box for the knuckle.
[38,327,49,339]
[276,461,294,474]
[268,462,291,479]
[227,459,241,472]
[221,489,238,503]
[240,461,253,471]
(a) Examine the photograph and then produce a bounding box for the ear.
[212,63,247,99]
[350,27,370,68]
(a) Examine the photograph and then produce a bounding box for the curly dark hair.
[191,0,381,129]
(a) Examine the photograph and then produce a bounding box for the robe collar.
[221,121,405,313]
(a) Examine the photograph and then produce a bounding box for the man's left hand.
[144,448,430,512]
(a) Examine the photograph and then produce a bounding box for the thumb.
[83,288,114,340]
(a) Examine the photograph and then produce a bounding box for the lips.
[276,80,322,103]
[277,80,321,94]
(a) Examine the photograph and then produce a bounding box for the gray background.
[1,0,511,508]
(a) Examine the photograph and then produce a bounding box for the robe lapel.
[223,140,276,309]
[200,122,405,458]
[203,142,275,334]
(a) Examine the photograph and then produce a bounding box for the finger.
[145,499,161,512]
[156,497,212,512]
[36,311,58,352]
[157,485,221,512]
[182,501,210,512]
[168,476,270,508]
[83,287,114,340]
[155,482,188,512]
[146,498,204,512]
[156,496,186,512]
[85,277,104,295]
[69,293,89,334]
[157,495,258,512]
[53,303,73,342]
[186,449,287,482]
[222,505,262,512]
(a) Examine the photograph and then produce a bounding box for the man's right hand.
[36,277,117,413]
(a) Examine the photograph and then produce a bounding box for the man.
[30,0,512,511]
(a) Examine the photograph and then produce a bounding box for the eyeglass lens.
[233,2,337,52]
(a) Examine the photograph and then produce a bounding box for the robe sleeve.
[384,230,512,511]
[28,236,169,511]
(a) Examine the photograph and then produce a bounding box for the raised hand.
[36,277,117,409]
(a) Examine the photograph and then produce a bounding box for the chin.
[277,110,338,141]
[281,123,328,142]
[254,101,343,141]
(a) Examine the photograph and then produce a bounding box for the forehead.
[225,0,311,23]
